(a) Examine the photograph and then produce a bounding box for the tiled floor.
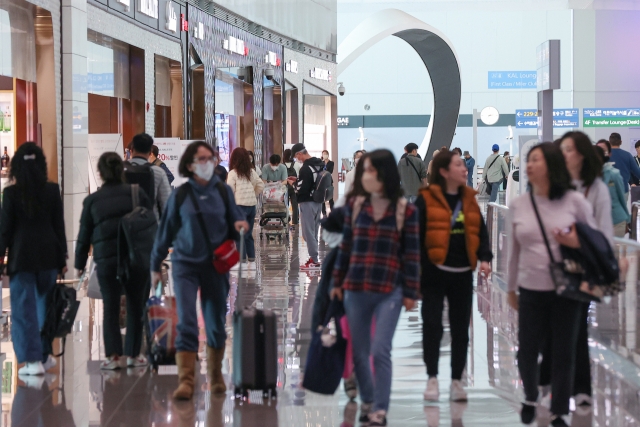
[0,226,636,426]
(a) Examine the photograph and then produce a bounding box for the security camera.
[338,82,345,96]
[265,67,275,80]
[237,67,246,81]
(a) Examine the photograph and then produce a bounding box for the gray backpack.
[313,168,334,203]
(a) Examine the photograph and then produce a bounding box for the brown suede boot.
[207,345,227,394]
[173,351,197,400]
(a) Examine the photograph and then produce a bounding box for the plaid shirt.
[333,198,420,299]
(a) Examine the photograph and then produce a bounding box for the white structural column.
[61,1,90,425]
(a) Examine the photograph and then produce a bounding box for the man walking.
[397,142,427,203]
[149,145,175,184]
[125,133,171,220]
[463,151,475,187]
[287,143,325,271]
[609,132,640,200]
[482,144,509,203]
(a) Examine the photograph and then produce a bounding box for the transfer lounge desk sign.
[583,108,640,127]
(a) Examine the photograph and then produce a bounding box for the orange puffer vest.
[419,185,482,267]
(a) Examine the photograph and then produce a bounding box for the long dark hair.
[178,141,216,178]
[98,152,125,184]
[283,149,293,163]
[230,147,252,180]
[428,150,457,189]
[247,150,257,169]
[346,152,368,200]
[527,142,573,200]
[366,149,404,204]
[558,131,602,186]
[9,142,47,218]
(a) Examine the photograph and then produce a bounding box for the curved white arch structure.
[338,9,461,159]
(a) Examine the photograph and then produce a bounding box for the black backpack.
[285,162,297,178]
[124,161,156,208]
[312,167,334,203]
[117,184,158,283]
[41,284,80,357]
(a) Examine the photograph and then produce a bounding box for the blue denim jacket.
[151,176,243,271]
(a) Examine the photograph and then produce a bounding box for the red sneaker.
[300,258,321,271]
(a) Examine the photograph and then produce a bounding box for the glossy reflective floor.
[0,226,636,426]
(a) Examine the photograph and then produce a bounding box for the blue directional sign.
[488,71,537,89]
[515,109,539,128]
[515,109,580,128]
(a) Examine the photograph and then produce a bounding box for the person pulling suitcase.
[150,142,247,400]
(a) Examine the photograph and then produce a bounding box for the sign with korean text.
[488,71,537,89]
[138,0,158,19]
[515,109,579,128]
[310,67,331,82]
[165,1,177,32]
[224,36,246,56]
[583,108,640,127]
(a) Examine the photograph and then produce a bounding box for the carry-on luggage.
[233,229,279,399]
[145,262,178,371]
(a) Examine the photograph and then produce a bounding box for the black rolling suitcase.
[233,229,278,399]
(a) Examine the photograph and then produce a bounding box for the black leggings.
[97,262,150,358]
[517,288,581,416]
[539,301,591,396]
[421,264,473,380]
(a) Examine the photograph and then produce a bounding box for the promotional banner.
[87,134,123,193]
[154,138,182,186]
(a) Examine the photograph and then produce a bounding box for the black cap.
[405,142,419,152]
[291,143,306,157]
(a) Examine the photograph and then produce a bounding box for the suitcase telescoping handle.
[235,227,245,313]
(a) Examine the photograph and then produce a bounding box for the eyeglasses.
[194,156,215,164]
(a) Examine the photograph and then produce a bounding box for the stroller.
[259,182,289,242]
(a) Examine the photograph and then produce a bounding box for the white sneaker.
[247,261,256,270]
[43,355,57,371]
[18,361,45,376]
[423,377,439,401]
[450,380,468,402]
[101,355,122,370]
[574,393,592,406]
[127,355,148,367]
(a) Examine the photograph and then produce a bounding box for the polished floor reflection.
[1,226,636,426]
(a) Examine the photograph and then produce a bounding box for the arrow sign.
[515,109,579,128]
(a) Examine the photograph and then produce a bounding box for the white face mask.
[323,153,329,160]
[271,165,278,171]
[193,161,214,181]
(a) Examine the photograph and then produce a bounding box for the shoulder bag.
[483,156,500,195]
[187,183,240,274]
[529,192,600,303]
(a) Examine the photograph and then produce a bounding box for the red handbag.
[187,183,241,274]
[213,239,240,274]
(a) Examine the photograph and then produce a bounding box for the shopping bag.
[302,299,347,395]
[86,263,102,299]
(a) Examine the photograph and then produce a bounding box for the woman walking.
[507,142,597,427]
[331,149,420,427]
[0,143,67,375]
[595,140,629,237]
[75,152,153,370]
[283,149,300,225]
[547,131,614,407]
[321,149,335,217]
[417,150,492,402]
[151,141,247,400]
[227,148,264,269]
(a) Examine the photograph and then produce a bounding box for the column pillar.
[61,2,90,423]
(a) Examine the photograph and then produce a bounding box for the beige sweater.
[228,169,264,206]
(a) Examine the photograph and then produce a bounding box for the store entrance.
[214,67,254,167]
[263,78,282,161]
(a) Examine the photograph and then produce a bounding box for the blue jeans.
[489,181,502,203]
[10,270,57,363]
[238,205,256,261]
[344,287,403,412]
[173,261,230,351]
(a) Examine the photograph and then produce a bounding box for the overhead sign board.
[583,108,640,127]
[310,68,331,82]
[488,71,537,89]
[515,108,579,128]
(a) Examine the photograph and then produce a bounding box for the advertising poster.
[87,134,123,193]
[154,138,181,187]
[0,92,14,164]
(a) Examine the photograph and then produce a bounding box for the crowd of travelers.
[0,129,626,427]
